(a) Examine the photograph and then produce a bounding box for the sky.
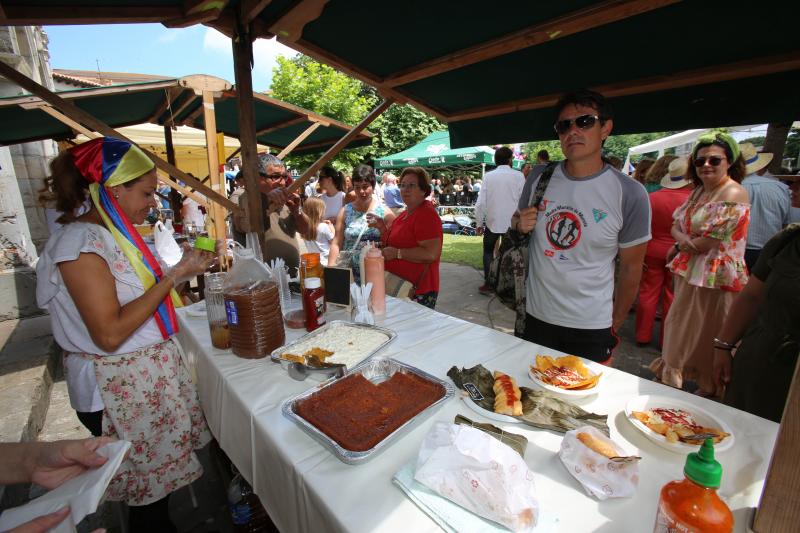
[44,23,297,92]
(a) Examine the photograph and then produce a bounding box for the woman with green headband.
[649,130,750,397]
[36,137,217,531]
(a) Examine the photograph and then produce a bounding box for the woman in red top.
[372,166,443,308]
[635,157,693,346]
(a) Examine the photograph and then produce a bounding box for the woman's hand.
[713,347,733,397]
[167,245,216,284]
[666,244,679,263]
[366,212,387,233]
[382,246,399,261]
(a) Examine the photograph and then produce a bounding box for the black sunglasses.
[693,156,727,167]
[554,114,600,135]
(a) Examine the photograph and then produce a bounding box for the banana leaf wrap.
[447,364,609,435]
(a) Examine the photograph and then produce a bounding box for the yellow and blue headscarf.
[69,137,182,339]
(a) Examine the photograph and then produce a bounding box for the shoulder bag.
[487,162,557,336]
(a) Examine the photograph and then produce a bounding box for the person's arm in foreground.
[712,276,765,394]
[612,243,648,331]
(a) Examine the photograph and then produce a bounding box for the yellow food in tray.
[531,355,601,390]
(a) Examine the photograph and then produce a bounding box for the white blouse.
[36,222,167,411]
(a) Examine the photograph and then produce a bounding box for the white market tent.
[623,125,761,172]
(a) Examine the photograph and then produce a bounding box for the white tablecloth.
[176,298,777,532]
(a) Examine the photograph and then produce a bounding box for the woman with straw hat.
[650,131,750,397]
[635,157,694,347]
[35,137,217,531]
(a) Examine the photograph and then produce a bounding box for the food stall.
[175,297,778,532]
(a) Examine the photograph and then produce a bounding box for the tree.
[523,132,676,164]
[269,55,444,172]
[763,122,793,174]
[523,140,564,161]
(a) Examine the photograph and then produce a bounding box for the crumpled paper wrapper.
[414,422,539,532]
[558,426,639,500]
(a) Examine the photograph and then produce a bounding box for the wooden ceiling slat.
[148,87,184,124]
[164,7,224,28]
[447,52,800,122]
[167,93,201,125]
[0,6,181,25]
[383,0,681,88]
[241,0,273,24]
[268,0,328,41]
[255,116,307,136]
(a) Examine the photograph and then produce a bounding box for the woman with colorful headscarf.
[35,137,216,531]
[649,130,750,397]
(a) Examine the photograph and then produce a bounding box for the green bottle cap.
[194,236,216,253]
[684,439,723,488]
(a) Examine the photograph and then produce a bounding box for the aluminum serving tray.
[270,320,396,372]
[281,357,454,465]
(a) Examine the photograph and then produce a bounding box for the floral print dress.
[668,199,750,291]
[341,202,386,282]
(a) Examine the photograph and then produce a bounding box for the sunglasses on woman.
[553,114,600,135]
[693,156,727,167]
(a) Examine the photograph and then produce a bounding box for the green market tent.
[375,131,524,171]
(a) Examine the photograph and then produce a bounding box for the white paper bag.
[558,426,639,500]
[414,422,539,532]
[153,220,182,266]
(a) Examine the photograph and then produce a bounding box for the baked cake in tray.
[295,371,445,452]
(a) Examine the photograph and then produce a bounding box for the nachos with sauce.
[531,355,602,390]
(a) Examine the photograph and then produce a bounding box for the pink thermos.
[364,246,386,315]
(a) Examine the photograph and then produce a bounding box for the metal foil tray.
[282,358,454,465]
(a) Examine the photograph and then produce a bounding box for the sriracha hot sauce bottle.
[654,439,733,533]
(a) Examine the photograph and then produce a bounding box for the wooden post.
[232,14,265,258]
[40,105,100,138]
[287,98,393,193]
[200,90,229,255]
[0,59,239,213]
[164,123,177,166]
[753,356,800,532]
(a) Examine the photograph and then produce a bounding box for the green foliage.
[441,234,482,269]
[269,55,444,172]
[522,132,676,164]
[740,136,766,147]
[523,140,564,161]
[781,128,800,170]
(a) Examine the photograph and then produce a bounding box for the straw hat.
[660,157,691,189]
[740,142,773,175]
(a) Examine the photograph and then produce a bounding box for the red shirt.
[384,200,443,294]
[647,187,693,260]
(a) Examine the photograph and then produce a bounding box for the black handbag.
[487,163,556,336]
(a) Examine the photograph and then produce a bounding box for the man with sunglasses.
[512,90,650,363]
[232,153,309,275]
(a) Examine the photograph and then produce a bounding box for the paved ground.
[10,261,665,532]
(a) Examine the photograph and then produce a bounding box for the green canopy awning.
[375,131,525,170]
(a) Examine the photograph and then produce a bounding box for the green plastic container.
[194,236,216,253]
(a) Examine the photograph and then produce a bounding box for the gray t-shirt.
[524,162,651,329]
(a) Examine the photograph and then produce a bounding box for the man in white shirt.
[512,89,650,362]
[475,146,525,294]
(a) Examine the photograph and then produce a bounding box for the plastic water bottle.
[227,472,271,532]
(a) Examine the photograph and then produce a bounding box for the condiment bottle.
[653,439,733,533]
[302,277,326,332]
[204,272,230,349]
[364,246,386,315]
[300,252,323,291]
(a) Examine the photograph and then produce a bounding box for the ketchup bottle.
[302,277,326,332]
[653,439,733,533]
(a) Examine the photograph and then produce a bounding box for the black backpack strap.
[530,162,557,209]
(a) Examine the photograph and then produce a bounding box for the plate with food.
[460,370,525,424]
[528,354,604,397]
[625,395,734,453]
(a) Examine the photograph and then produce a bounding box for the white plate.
[460,394,523,424]
[624,395,735,453]
[527,356,604,398]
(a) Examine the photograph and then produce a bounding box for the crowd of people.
[17,87,798,531]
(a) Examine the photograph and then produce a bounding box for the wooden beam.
[288,98,393,193]
[148,87,184,124]
[180,103,206,127]
[1,79,178,109]
[276,121,321,159]
[255,116,307,136]
[226,146,242,163]
[164,124,177,166]
[232,15,266,257]
[0,6,182,25]
[163,7,224,28]
[159,174,209,208]
[268,0,328,41]
[168,94,201,125]
[0,60,239,212]
[0,3,6,20]
[753,358,800,532]
[384,0,680,88]
[38,105,100,139]
[241,0,273,24]
[201,90,229,249]
[447,51,800,122]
